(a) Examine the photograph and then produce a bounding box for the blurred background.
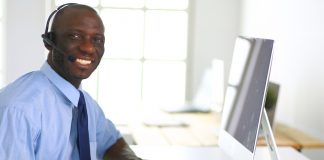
[0,0,324,154]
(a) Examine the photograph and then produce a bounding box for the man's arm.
[103,138,142,160]
[0,107,37,159]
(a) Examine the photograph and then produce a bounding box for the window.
[54,0,189,119]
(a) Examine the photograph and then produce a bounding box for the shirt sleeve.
[0,106,38,160]
[94,104,122,159]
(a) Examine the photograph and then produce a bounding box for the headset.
[41,3,78,62]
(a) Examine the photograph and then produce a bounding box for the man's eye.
[93,37,105,45]
[69,34,81,40]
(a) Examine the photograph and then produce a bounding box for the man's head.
[45,4,105,88]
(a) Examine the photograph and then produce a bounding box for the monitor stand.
[260,108,280,160]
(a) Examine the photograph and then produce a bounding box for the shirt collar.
[40,62,80,107]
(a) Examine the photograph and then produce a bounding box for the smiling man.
[0,3,141,160]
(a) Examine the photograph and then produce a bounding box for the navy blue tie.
[77,91,91,160]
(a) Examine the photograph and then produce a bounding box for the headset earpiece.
[41,3,77,50]
[42,32,55,50]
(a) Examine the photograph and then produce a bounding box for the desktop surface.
[120,111,324,150]
[131,145,310,160]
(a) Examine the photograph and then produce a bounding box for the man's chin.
[77,74,92,80]
[75,68,96,79]
[72,71,91,80]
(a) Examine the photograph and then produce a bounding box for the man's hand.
[104,138,142,160]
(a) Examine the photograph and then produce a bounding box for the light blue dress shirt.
[0,62,121,159]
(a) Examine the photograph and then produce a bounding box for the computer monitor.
[218,36,274,160]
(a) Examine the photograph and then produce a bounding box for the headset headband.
[44,3,78,35]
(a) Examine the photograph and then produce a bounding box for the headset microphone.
[42,34,77,62]
[67,55,77,62]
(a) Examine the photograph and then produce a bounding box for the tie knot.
[78,91,85,107]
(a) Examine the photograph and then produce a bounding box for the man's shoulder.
[0,71,46,125]
[0,71,52,106]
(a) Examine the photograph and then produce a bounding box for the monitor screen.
[219,36,274,159]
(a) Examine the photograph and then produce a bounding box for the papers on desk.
[142,115,188,127]
[161,103,211,113]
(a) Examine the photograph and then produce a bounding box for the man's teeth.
[76,59,91,65]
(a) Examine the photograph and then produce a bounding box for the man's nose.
[79,38,95,54]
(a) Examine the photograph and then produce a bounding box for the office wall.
[3,0,46,85]
[188,0,240,100]
[240,0,324,140]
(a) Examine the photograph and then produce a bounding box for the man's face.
[50,8,105,85]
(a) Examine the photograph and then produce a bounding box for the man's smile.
[76,58,92,65]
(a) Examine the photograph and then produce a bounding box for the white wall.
[3,0,46,85]
[188,0,240,100]
[240,0,324,140]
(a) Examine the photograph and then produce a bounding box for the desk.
[131,146,310,160]
[257,123,324,151]
[119,112,324,151]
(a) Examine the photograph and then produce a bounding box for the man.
[0,3,141,160]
